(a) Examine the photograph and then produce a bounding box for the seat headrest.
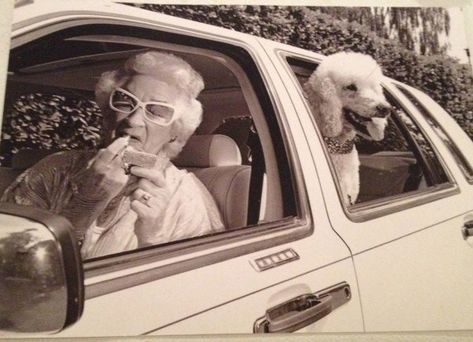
[174,134,241,168]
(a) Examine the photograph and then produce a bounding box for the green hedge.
[1,5,471,166]
[0,93,102,166]
[135,5,473,140]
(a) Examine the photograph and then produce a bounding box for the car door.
[339,82,473,332]
[273,43,473,332]
[1,2,363,336]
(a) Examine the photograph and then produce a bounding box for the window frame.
[278,51,459,222]
[394,82,473,184]
[5,17,314,299]
[381,90,449,187]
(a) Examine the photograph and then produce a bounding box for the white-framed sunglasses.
[109,87,176,126]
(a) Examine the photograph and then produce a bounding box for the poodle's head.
[304,52,392,141]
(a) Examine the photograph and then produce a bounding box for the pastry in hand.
[122,147,158,170]
[119,136,157,173]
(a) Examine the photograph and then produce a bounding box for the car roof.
[11,0,397,88]
[13,0,254,42]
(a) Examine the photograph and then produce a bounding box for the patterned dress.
[1,151,224,259]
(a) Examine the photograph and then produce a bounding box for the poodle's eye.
[344,84,358,92]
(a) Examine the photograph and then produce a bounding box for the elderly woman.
[1,51,224,258]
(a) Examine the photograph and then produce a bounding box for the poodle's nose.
[374,104,392,118]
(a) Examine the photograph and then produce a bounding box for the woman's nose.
[126,106,146,127]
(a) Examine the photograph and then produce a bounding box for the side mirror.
[0,203,84,334]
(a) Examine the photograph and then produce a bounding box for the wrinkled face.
[109,75,182,154]
[332,68,392,140]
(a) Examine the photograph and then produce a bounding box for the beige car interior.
[174,134,251,229]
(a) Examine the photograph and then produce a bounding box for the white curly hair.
[304,51,386,140]
[303,52,390,206]
[95,50,205,159]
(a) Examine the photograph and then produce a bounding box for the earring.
[169,136,177,142]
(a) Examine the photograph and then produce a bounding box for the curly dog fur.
[304,52,392,205]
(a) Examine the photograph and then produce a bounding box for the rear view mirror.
[0,203,83,334]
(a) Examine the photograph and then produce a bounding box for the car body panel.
[355,214,473,331]
[60,229,359,336]
[258,38,473,332]
[155,258,363,335]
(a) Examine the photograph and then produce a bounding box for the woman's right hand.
[65,137,132,237]
[80,136,131,201]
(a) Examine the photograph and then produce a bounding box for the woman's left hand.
[129,166,171,246]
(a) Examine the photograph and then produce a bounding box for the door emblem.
[250,248,299,272]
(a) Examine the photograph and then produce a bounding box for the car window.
[285,56,450,206]
[1,23,306,269]
[395,83,473,183]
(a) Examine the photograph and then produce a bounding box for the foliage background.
[0,93,102,166]
[133,5,473,140]
[1,5,472,167]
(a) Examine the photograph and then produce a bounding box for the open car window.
[284,55,452,209]
[1,23,307,275]
[394,83,473,183]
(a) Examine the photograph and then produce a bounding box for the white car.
[0,0,472,337]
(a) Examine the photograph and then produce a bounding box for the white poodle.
[304,52,392,205]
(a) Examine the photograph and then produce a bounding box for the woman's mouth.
[117,132,143,151]
[127,137,143,151]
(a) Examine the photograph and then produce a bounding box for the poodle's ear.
[304,75,343,137]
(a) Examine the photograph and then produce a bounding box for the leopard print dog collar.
[323,136,355,154]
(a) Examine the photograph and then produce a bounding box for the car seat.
[173,134,251,230]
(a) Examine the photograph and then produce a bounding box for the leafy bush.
[1,5,471,166]
[0,93,102,166]
[134,4,473,140]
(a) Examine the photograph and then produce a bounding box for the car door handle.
[254,282,351,333]
[462,220,473,239]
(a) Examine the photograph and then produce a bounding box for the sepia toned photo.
[0,0,472,338]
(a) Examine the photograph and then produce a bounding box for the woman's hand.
[78,136,130,201]
[65,137,131,236]
[129,165,171,246]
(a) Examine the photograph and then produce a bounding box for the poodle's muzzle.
[344,104,392,138]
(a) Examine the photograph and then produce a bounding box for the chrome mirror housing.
[0,203,83,334]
